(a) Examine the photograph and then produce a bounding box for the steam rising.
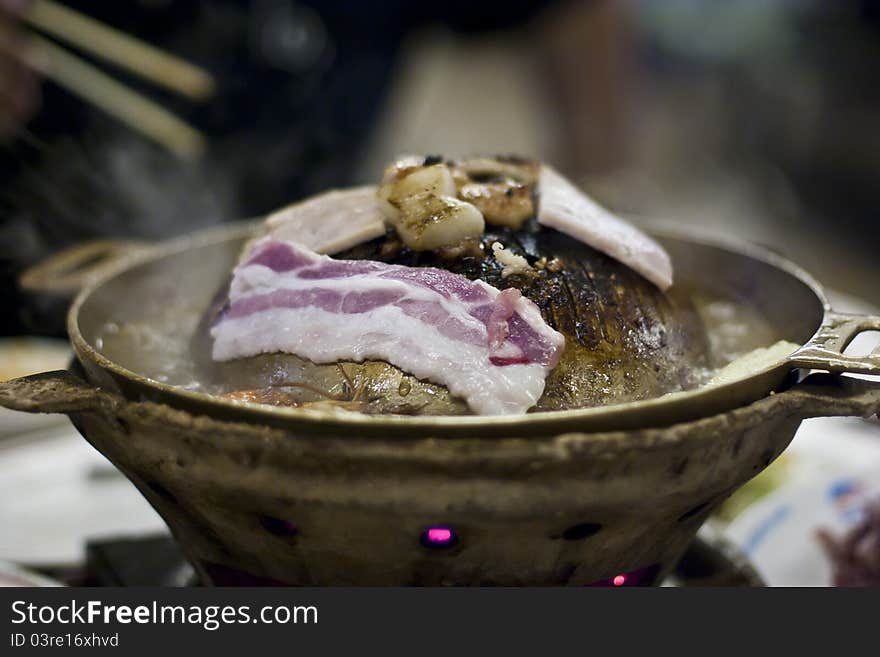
[2,130,238,269]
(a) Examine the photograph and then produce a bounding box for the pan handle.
[19,239,150,298]
[0,370,119,415]
[789,312,880,376]
[788,373,880,420]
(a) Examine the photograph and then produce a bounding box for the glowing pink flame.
[426,527,454,544]
[586,564,659,587]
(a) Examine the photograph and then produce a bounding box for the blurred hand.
[0,0,39,137]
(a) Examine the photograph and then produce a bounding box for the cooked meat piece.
[453,156,539,229]
[378,162,485,251]
[459,181,534,229]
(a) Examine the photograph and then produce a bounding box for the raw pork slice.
[537,166,673,290]
[264,186,387,254]
[211,238,565,415]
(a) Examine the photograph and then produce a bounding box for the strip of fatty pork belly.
[537,166,673,290]
[264,186,387,254]
[211,238,566,415]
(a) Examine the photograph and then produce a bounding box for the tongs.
[18,0,216,159]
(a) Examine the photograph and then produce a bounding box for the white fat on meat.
[263,186,387,255]
[211,238,565,415]
[537,166,673,290]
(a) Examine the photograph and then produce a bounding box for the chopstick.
[23,0,215,101]
[25,35,206,159]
